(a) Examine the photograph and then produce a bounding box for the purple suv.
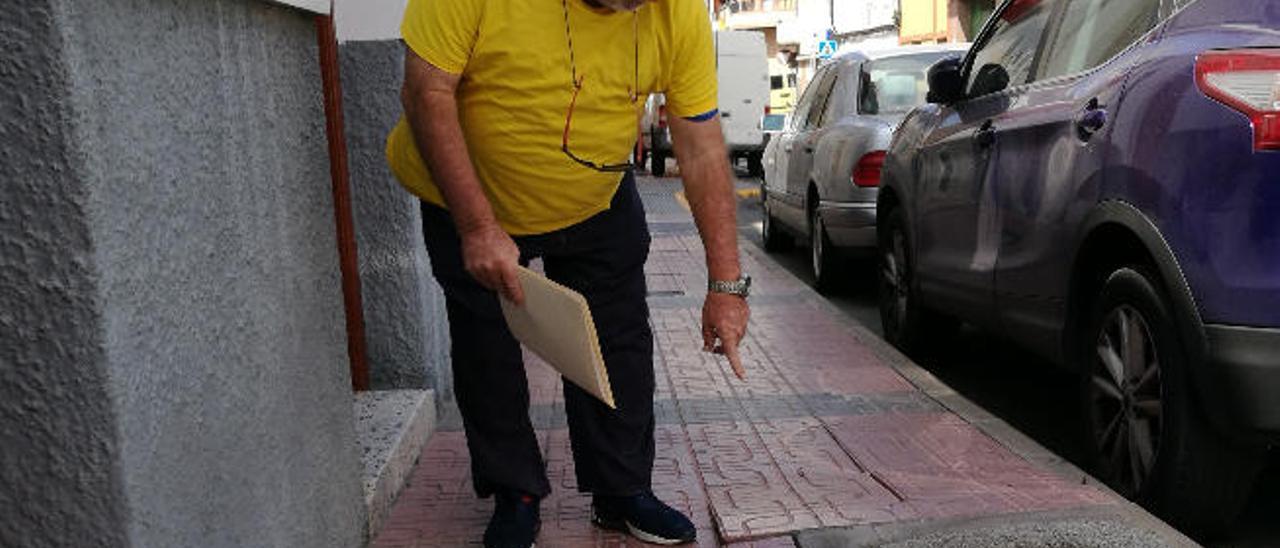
[877,0,1279,535]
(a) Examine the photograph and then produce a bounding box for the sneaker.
[591,492,696,545]
[484,492,540,548]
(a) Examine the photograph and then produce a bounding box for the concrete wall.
[0,4,131,547]
[2,0,366,546]
[340,40,452,395]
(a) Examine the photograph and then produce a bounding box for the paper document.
[500,266,616,409]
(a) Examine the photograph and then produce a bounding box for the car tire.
[809,206,840,293]
[760,191,790,253]
[1079,267,1265,537]
[650,150,666,177]
[877,206,955,356]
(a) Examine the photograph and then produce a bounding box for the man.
[386,0,749,545]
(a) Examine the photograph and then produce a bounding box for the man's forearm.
[402,87,497,236]
[678,138,742,281]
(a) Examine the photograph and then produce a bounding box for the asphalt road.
[726,172,1279,548]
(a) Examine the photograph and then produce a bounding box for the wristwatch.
[708,275,751,298]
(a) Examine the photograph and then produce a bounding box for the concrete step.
[355,389,437,541]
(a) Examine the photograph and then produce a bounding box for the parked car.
[760,44,969,291]
[642,30,770,177]
[877,0,1279,535]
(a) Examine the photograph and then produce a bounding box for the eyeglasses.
[560,0,639,173]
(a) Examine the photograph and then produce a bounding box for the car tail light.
[1195,49,1280,151]
[658,105,668,129]
[852,151,886,187]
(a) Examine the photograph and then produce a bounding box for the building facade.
[777,0,899,91]
[900,0,996,44]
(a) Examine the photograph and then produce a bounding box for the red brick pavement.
[371,184,1112,547]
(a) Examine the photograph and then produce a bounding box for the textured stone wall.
[2,0,367,546]
[340,40,451,396]
[0,4,131,547]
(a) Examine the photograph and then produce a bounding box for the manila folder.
[500,266,616,409]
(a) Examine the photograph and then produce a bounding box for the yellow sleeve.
[400,0,484,75]
[663,0,718,118]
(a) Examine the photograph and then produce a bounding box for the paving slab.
[370,176,1194,547]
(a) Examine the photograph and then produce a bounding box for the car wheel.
[878,207,954,355]
[1079,267,1264,536]
[809,206,840,293]
[760,191,790,252]
[650,150,666,177]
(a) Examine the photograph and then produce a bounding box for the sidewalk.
[371,176,1194,547]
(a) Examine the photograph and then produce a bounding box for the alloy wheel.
[1089,304,1163,498]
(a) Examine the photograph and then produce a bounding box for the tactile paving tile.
[683,420,824,540]
[824,413,1112,522]
[535,426,721,548]
[758,418,902,524]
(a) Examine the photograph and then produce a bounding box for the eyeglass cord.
[561,0,639,102]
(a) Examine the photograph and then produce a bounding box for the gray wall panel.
[0,3,131,547]
[53,0,363,546]
[340,40,451,396]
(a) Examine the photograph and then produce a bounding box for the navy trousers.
[420,173,655,499]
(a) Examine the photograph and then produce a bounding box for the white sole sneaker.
[626,522,690,545]
[591,508,694,545]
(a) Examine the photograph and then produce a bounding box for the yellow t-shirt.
[386,0,718,235]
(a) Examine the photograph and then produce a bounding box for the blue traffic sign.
[817,40,838,59]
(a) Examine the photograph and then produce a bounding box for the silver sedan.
[760,44,968,291]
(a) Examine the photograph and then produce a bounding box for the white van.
[641,30,770,177]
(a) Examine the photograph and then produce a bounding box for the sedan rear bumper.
[818,201,877,250]
[1205,324,1280,441]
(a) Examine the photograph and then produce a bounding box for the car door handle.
[975,121,996,150]
[1076,98,1108,140]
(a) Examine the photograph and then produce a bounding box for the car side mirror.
[969,63,1010,98]
[926,56,965,105]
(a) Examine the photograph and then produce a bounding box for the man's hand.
[460,224,524,306]
[702,293,749,379]
[669,114,750,379]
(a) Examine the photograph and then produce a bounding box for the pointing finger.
[720,333,745,380]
